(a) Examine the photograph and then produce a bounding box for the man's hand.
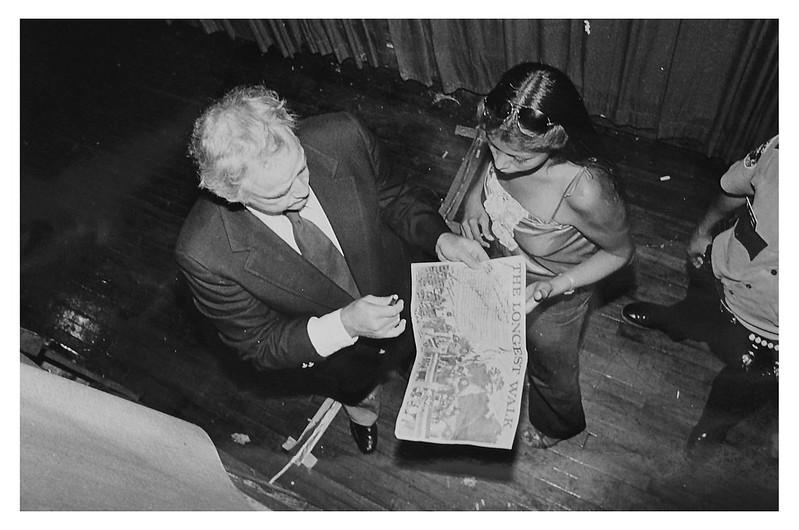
[525,280,554,313]
[436,232,490,268]
[340,294,405,339]
[685,189,746,269]
[686,228,713,269]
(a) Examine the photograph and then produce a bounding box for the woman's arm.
[526,169,633,311]
[459,171,494,247]
[559,169,634,285]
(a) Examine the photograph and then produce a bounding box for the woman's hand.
[436,232,490,269]
[525,280,554,313]
[459,187,494,248]
[686,228,713,269]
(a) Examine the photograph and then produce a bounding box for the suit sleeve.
[176,252,323,371]
[345,113,450,256]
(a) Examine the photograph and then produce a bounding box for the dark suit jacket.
[175,112,448,400]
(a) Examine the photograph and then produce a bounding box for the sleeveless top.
[483,164,598,278]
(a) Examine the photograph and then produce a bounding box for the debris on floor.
[432,92,460,106]
[231,433,251,445]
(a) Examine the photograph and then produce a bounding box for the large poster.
[395,256,528,449]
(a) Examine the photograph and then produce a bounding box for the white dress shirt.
[246,188,358,359]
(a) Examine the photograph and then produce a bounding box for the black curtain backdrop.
[192,19,778,162]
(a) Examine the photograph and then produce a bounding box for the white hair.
[188,85,297,203]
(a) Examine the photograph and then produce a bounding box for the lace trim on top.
[483,165,575,251]
[483,166,525,251]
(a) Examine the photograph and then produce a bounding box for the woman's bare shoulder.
[565,165,622,215]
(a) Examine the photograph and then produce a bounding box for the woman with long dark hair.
[460,62,634,447]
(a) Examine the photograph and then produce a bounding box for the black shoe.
[621,302,686,341]
[349,421,378,454]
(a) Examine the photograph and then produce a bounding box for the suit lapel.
[220,204,353,311]
[216,142,381,309]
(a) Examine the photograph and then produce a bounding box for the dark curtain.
[193,19,778,162]
[195,19,394,69]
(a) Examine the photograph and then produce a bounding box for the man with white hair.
[175,85,487,453]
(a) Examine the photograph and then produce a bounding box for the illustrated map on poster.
[394,256,527,449]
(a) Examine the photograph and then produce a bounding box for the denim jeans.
[526,287,594,440]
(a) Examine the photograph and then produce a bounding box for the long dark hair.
[478,62,612,174]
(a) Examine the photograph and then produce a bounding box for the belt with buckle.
[718,301,778,375]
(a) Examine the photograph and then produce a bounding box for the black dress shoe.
[349,420,378,454]
[621,302,662,329]
[621,302,686,341]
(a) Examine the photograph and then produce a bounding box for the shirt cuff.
[307,309,358,358]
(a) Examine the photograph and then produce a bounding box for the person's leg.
[689,323,779,453]
[690,366,777,442]
[342,386,381,426]
[316,348,386,454]
[525,289,593,442]
[662,257,722,340]
[624,247,720,341]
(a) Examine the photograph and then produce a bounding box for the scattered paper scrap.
[462,477,477,487]
[432,92,460,106]
[454,124,477,138]
[231,433,251,445]
[660,175,671,181]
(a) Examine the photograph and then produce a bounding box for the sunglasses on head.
[481,92,555,137]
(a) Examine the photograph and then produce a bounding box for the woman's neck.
[494,156,554,182]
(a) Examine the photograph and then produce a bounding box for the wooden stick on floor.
[269,399,342,484]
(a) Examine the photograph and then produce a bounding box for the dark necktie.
[285,210,360,298]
